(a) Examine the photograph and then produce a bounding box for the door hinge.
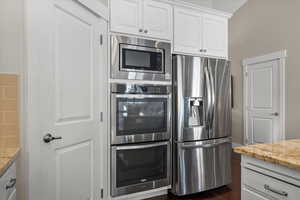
[100,34,103,45]
[100,189,104,199]
[100,112,103,122]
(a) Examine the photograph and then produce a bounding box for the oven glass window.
[117,98,168,136]
[116,144,168,187]
[121,44,164,73]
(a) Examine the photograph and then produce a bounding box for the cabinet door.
[174,7,202,55]
[110,0,142,35]
[143,0,172,40]
[202,14,228,58]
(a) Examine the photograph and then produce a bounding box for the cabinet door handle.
[139,29,143,33]
[144,29,148,34]
[199,49,203,52]
[264,184,288,197]
[6,178,16,190]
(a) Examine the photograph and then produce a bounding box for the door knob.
[43,133,62,143]
[271,112,279,116]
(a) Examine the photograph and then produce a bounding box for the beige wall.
[229,0,300,144]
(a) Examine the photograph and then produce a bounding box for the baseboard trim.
[111,186,170,200]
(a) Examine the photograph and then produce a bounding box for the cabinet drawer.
[244,167,300,199]
[7,189,16,200]
[242,187,269,200]
[0,162,17,200]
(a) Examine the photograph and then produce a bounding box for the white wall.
[0,0,24,74]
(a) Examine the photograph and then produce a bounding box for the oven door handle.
[113,94,171,99]
[115,141,169,150]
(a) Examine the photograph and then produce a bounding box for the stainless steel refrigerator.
[172,55,232,196]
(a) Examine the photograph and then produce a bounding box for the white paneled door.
[27,0,108,200]
[244,59,281,144]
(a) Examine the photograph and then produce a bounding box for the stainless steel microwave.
[111,35,172,81]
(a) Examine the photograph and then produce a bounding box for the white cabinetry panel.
[202,14,228,58]
[0,162,17,200]
[173,7,202,54]
[143,0,172,40]
[110,0,141,36]
[110,0,172,40]
[173,7,228,58]
[242,156,300,200]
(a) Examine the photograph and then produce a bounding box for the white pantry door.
[27,0,108,200]
[245,60,280,144]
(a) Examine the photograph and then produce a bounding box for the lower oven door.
[111,141,171,197]
[111,94,171,144]
[172,138,232,196]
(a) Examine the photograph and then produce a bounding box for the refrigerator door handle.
[204,66,212,130]
[180,138,232,149]
[208,63,215,129]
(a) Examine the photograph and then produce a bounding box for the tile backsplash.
[0,74,19,150]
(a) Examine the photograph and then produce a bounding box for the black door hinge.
[100,34,103,45]
[101,189,104,199]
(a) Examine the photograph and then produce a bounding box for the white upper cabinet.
[110,0,172,40]
[202,14,228,58]
[143,0,172,40]
[110,0,142,36]
[174,6,229,58]
[174,7,202,55]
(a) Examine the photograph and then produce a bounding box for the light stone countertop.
[234,139,300,171]
[0,147,20,176]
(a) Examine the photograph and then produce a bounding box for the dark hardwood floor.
[147,152,241,200]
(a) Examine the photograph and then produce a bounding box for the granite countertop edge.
[0,148,21,177]
[234,139,300,171]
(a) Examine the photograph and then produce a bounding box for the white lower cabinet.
[242,156,300,200]
[0,162,17,200]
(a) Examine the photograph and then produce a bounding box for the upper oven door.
[111,35,172,81]
[111,94,172,144]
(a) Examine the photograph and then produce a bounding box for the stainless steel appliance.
[111,83,172,144]
[172,55,232,196]
[111,35,172,81]
[111,141,171,197]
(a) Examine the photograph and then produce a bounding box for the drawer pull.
[264,184,288,197]
[5,178,16,190]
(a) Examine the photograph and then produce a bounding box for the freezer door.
[206,58,232,139]
[172,138,232,196]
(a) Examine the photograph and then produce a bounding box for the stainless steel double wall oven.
[110,34,172,197]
